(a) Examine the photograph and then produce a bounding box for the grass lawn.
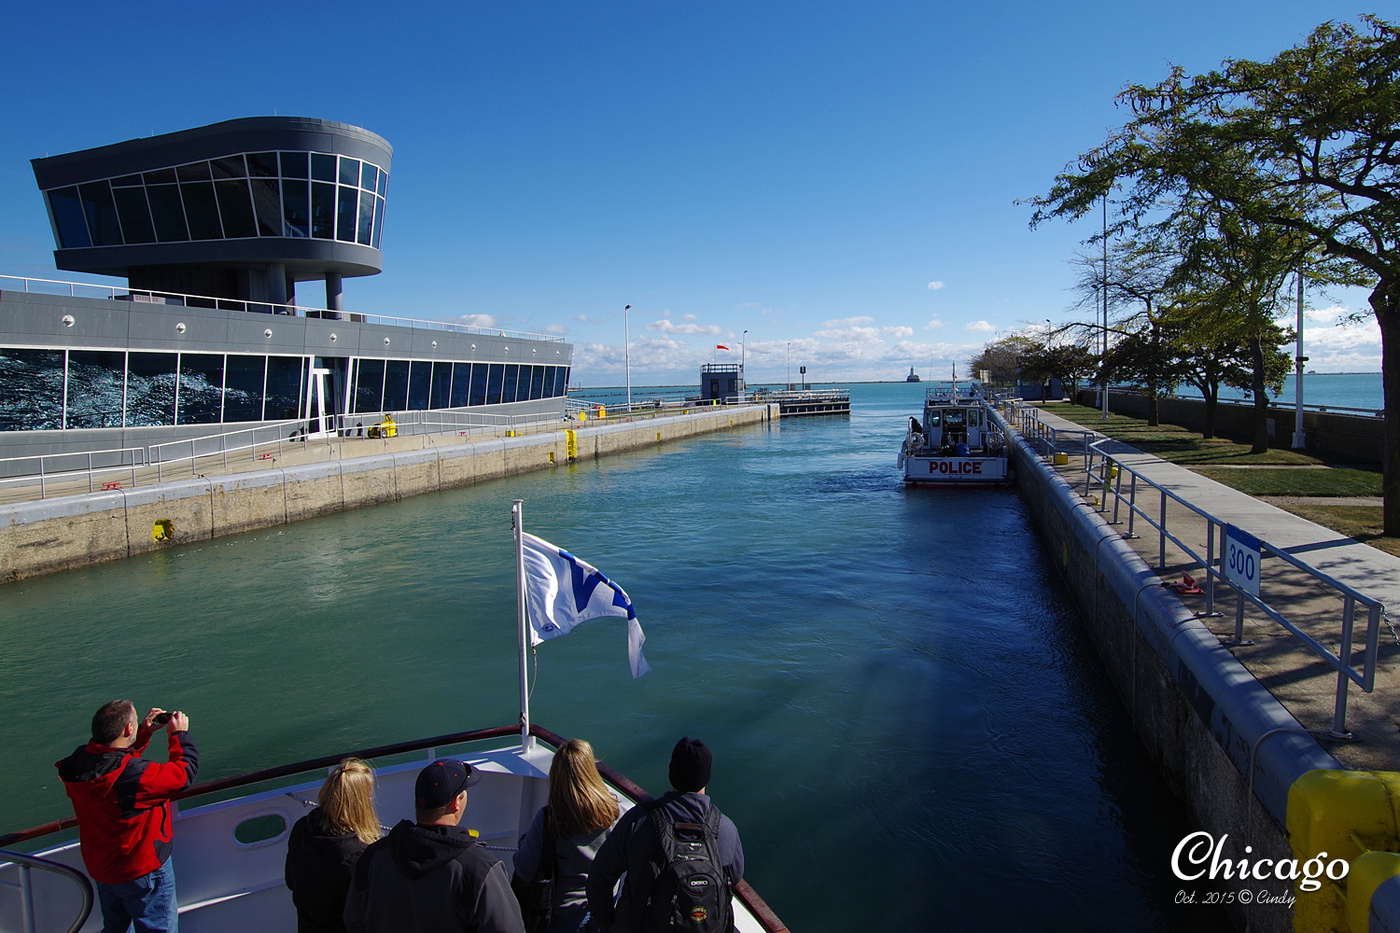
[1192,468,1383,497]
[1036,402,1399,556]
[1271,505,1400,558]
[1044,404,1325,465]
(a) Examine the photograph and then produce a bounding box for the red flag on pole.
[716,345,730,350]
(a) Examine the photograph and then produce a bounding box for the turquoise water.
[1,383,1225,930]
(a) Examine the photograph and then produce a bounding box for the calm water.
[1174,371,1382,412]
[1,383,1225,930]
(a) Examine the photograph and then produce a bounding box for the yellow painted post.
[1288,769,1400,932]
[598,406,606,418]
[565,429,578,461]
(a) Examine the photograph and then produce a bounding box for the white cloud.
[570,330,1027,384]
[927,281,945,291]
[458,313,497,328]
[965,320,995,333]
[567,314,592,323]
[814,324,882,342]
[883,325,914,338]
[820,316,875,328]
[924,318,945,330]
[682,313,697,321]
[545,324,566,335]
[648,318,725,336]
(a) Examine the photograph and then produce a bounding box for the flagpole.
[511,499,533,752]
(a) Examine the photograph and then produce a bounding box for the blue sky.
[0,1,1383,383]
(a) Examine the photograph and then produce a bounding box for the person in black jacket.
[585,738,744,933]
[344,758,524,933]
[285,758,382,933]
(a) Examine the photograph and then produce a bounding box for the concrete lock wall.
[0,405,776,584]
[1001,412,1340,932]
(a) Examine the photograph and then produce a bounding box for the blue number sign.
[1224,525,1261,597]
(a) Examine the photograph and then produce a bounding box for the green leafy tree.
[1170,209,1305,451]
[1164,298,1268,439]
[1102,318,1189,426]
[968,335,1042,386]
[1029,17,1400,527]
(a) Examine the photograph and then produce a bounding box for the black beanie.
[669,737,713,792]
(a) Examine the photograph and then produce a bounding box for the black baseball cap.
[415,759,481,809]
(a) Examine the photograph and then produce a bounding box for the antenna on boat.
[511,499,534,752]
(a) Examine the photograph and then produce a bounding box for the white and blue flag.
[520,532,651,678]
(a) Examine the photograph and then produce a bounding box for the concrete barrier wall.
[0,405,775,584]
[1001,411,1339,932]
[1082,390,1384,465]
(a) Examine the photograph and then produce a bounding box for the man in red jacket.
[57,700,199,933]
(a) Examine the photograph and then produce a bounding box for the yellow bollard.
[578,411,587,423]
[598,406,606,418]
[1289,769,1400,932]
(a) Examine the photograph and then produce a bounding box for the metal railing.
[0,398,758,499]
[0,724,789,933]
[0,274,563,343]
[0,849,93,933]
[1003,400,1100,461]
[1075,436,1386,738]
[0,409,573,498]
[0,445,150,497]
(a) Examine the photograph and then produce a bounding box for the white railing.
[0,409,572,498]
[1001,401,1387,738]
[0,849,93,933]
[0,274,563,343]
[1082,439,1385,738]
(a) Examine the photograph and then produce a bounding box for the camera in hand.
[152,712,172,725]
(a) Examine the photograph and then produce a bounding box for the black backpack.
[645,804,732,932]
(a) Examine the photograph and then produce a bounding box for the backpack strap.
[539,805,555,882]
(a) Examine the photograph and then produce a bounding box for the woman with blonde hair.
[514,738,621,933]
[285,757,381,933]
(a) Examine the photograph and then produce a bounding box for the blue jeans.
[96,857,177,933]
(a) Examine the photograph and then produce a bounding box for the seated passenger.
[513,739,620,933]
[285,758,382,933]
[955,442,971,456]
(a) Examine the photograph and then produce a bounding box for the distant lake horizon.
[571,372,1385,413]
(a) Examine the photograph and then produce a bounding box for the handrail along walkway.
[996,400,1387,739]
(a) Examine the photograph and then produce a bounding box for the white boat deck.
[1,731,784,933]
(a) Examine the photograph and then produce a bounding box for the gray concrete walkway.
[1031,406,1400,772]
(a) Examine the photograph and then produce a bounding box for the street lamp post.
[1293,270,1308,449]
[741,330,748,396]
[624,304,631,412]
[1101,195,1110,420]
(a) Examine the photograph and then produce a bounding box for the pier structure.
[1002,401,1400,932]
[0,403,777,583]
[2,118,574,464]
